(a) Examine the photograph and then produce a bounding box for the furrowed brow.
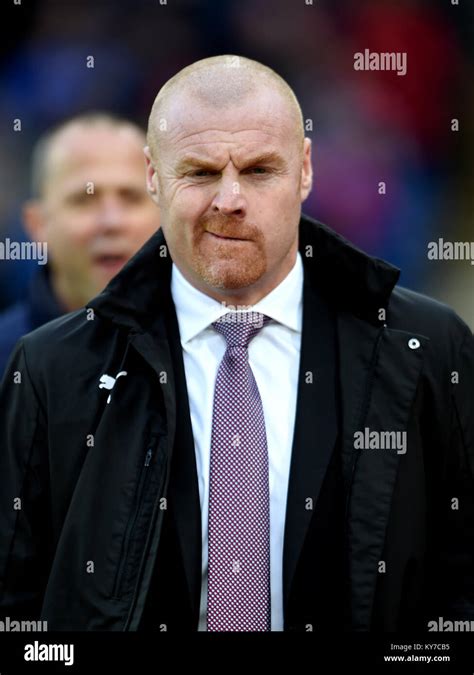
[241,151,285,168]
[176,151,285,173]
[175,157,220,172]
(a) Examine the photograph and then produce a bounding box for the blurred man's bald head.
[23,112,159,312]
[147,55,305,158]
[31,113,146,199]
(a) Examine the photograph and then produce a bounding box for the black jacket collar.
[88,214,400,329]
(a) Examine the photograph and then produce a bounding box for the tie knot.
[212,311,271,348]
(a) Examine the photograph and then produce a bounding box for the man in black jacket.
[0,55,473,632]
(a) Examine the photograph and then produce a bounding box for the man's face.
[146,88,312,303]
[28,124,160,308]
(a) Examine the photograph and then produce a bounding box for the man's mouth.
[92,253,128,275]
[207,231,248,242]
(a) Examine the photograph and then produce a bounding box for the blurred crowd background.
[1,0,473,327]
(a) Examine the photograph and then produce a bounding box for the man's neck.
[49,273,85,313]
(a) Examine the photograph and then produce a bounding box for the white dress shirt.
[170,252,303,631]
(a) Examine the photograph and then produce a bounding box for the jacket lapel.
[128,300,202,628]
[124,322,179,630]
[338,314,428,629]
[283,271,338,614]
[162,301,202,626]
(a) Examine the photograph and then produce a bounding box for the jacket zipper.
[113,445,154,598]
[123,443,169,630]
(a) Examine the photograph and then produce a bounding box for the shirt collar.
[171,252,304,344]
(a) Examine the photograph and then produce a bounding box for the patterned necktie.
[207,311,272,632]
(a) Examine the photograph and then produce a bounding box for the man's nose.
[96,196,126,231]
[211,174,246,216]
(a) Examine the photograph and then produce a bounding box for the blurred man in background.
[0,113,160,375]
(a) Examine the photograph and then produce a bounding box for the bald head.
[147,55,305,158]
[143,54,313,306]
[23,112,160,312]
[32,113,146,199]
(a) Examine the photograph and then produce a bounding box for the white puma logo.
[99,371,128,404]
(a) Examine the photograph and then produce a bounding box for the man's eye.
[192,170,213,177]
[119,190,145,204]
[247,167,267,175]
[67,193,92,206]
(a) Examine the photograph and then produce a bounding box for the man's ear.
[300,137,313,202]
[22,200,47,243]
[144,146,160,206]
